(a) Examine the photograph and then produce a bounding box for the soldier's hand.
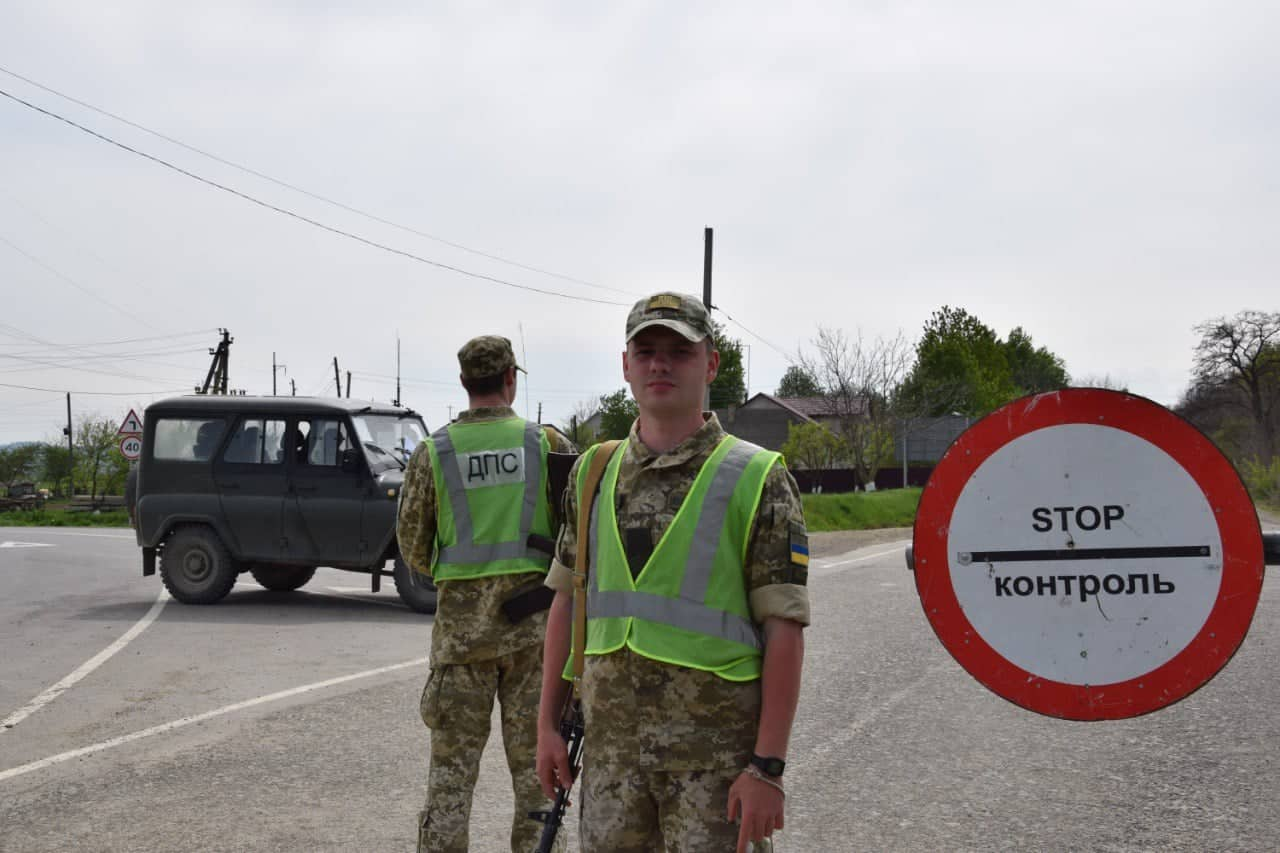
[536,725,572,800]
[727,771,784,853]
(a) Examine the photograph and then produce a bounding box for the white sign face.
[456,447,526,489]
[118,409,143,435]
[120,435,143,461]
[949,424,1222,686]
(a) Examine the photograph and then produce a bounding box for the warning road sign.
[913,388,1264,721]
[117,409,143,435]
[119,435,142,461]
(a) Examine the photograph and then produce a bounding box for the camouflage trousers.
[417,642,560,853]
[579,761,745,852]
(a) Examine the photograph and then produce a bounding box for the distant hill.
[0,441,42,453]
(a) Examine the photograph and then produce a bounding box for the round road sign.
[119,435,142,461]
[913,388,1264,720]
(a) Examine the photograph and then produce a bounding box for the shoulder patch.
[789,520,809,568]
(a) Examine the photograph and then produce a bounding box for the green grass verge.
[0,508,132,527]
[801,487,922,532]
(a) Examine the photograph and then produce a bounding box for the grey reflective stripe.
[439,540,546,563]
[680,439,760,602]
[588,589,761,650]
[431,426,473,547]
[432,422,544,567]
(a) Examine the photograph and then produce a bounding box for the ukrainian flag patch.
[789,521,809,567]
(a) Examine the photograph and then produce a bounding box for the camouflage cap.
[457,335,525,379]
[625,292,713,343]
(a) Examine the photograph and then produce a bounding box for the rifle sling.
[573,440,622,684]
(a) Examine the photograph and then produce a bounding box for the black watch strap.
[750,753,786,777]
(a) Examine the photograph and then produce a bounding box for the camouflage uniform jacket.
[398,406,575,665]
[545,413,810,771]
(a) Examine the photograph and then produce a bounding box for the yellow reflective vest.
[572,435,779,682]
[426,417,554,581]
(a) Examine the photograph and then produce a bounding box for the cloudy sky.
[1,1,1276,445]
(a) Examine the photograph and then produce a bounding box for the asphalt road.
[1,527,1277,852]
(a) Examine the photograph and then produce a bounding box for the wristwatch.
[750,753,786,778]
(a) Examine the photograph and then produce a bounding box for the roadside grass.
[0,507,131,527]
[801,487,922,532]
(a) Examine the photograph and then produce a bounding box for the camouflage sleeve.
[546,427,577,454]
[745,461,811,626]
[396,443,437,577]
[546,454,586,593]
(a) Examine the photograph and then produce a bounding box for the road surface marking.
[811,542,910,577]
[0,541,54,549]
[0,529,135,540]
[1,589,169,732]
[0,656,430,783]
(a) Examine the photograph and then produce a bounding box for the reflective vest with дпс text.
[574,435,779,682]
[426,417,554,581]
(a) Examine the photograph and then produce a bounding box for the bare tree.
[562,397,602,447]
[799,327,913,488]
[1192,310,1280,461]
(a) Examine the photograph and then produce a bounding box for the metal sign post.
[912,388,1265,720]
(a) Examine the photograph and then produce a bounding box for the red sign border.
[119,434,142,460]
[913,388,1264,721]
[117,408,143,436]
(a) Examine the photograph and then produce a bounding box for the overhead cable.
[0,86,628,307]
[0,64,635,298]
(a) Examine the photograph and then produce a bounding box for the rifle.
[529,697,584,852]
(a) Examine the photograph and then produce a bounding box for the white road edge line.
[1,588,170,732]
[0,656,430,784]
[0,529,135,539]
[814,541,910,569]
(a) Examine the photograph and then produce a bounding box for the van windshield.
[351,414,427,471]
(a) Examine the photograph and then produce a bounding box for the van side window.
[223,418,287,464]
[303,419,349,466]
[153,418,226,461]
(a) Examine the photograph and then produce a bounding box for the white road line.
[1,589,170,732]
[810,542,910,577]
[0,541,55,548]
[0,656,430,784]
[0,529,135,540]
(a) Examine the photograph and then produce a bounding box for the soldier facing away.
[536,293,810,852]
[397,335,574,852]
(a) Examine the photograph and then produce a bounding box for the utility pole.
[702,226,714,411]
[333,358,341,397]
[290,379,297,397]
[345,371,351,398]
[394,336,402,407]
[537,402,542,424]
[198,329,233,395]
[273,352,287,396]
[64,392,73,497]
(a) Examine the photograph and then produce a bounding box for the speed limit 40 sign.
[119,435,142,461]
[913,389,1265,720]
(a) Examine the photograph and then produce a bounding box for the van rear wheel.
[250,565,316,592]
[160,526,238,604]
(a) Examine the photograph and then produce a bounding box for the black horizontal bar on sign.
[964,546,1211,563]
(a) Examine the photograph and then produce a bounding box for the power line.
[713,305,795,364]
[0,64,636,299]
[0,328,215,350]
[0,381,189,396]
[0,86,629,308]
[0,230,158,330]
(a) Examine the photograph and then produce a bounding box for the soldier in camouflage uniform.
[398,335,574,853]
[536,294,810,852]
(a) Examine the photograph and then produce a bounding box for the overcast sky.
[1,1,1276,445]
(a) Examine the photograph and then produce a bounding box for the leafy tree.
[780,422,848,471]
[1005,327,1069,394]
[776,365,821,398]
[0,444,40,490]
[898,306,1021,417]
[797,327,912,487]
[596,389,639,440]
[40,443,72,497]
[1072,373,1129,392]
[709,321,746,408]
[1190,310,1280,461]
[73,415,121,497]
